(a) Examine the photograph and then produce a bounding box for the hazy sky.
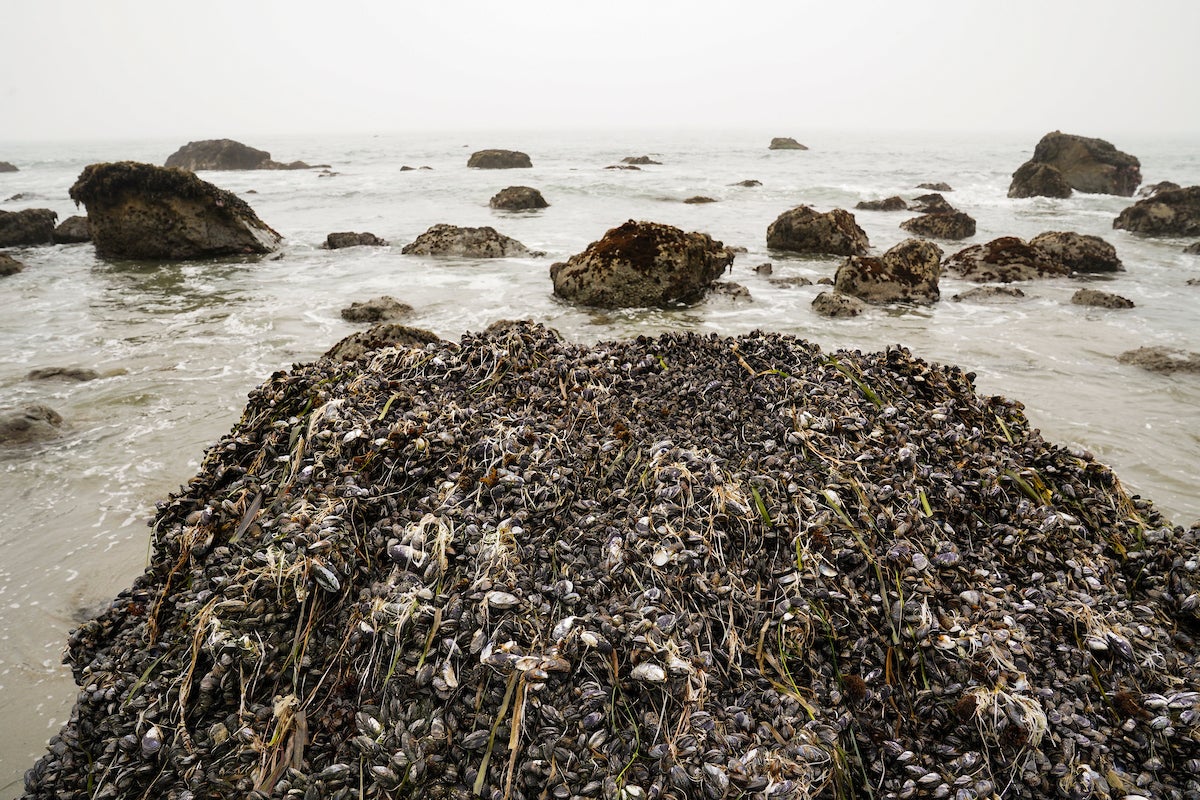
[4,0,1198,141]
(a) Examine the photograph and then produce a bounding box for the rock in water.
[0,208,57,247]
[1009,131,1141,197]
[164,139,316,170]
[834,238,943,304]
[68,162,281,260]
[489,186,549,210]
[0,252,24,276]
[52,215,91,244]
[768,136,808,150]
[855,196,908,211]
[0,403,63,444]
[1007,161,1073,198]
[944,236,1071,282]
[899,210,977,240]
[1113,185,1200,236]
[0,160,18,172]
[22,322,1200,800]
[467,149,532,169]
[766,206,870,256]
[324,231,388,249]
[401,223,533,257]
[549,219,733,308]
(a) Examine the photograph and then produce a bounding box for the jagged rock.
[1116,346,1200,374]
[909,194,956,214]
[766,206,869,256]
[0,404,63,445]
[1009,132,1141,197]
[401,224,533,258]
[69,162,281,260]
[1185,242,1200,255]
[709,281,751,301]
[733,179,761,187]
[1139,181,1181,197]
[834,239,943,304]
[683,196,716,204]
[0,252,24,276]
[1113,186,1200,236]
[1071,288,1134,309]
[811,290,864,317]
[52,215,91,244]
[467,149,532,169]
[549,219,733,308]
[1029,231,1122,273]
[324,323,443,361]
[899,211,976,240]
[622,156,661,165]
[951,286,1027,303]
[164,139,317,171]
[340,296,414,323]
[1008,162,1073,199]
[27,367,101,382]
[489,186,549,211]
[768,137,808,150]
[324,232,388,249]
[856,196,908,212]
[944,236,1070,282]
[0,161,17,172]
[917,182,953,192]
[0,208,57,246]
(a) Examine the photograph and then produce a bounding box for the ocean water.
[0,128,1198,793]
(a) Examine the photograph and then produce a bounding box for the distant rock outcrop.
[1113,186,1200,236]
[768,137,808,150]
[0,208,57,246]
[622,156,662,165]
[732,179,761,187]
[683,196,717,204]
[917,182,953,192]
[549,219,734,308]
[1008,132,1141,197]
[52,215,91,244]
[489,186,549,210]
[767,206,869,256]
[899,211,976,240]
[833,238,943,304]
[324,232,388,249]
[943,237,1071,282]
[467,150,532,169]
[164,139,318,171]
[0,252,24,276]
[0,161,17,173]
[401,224,533,258]
[1029,231,1122,273]
[856,196,908,212]
[69,161,282,260]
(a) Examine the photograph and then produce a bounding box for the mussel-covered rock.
[767,206,869,256]
[900,210,976,240]
[1113,185,1200,236]
[401,223,533,258]
[1030,230,1122,272]
[1007,161,1073,199]
[944,236,1071,282]
[833,238,942,304]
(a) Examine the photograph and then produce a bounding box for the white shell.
[485,590,520,609]
[631,662,667,682]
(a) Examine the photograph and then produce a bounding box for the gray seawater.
[1,129,1198,793]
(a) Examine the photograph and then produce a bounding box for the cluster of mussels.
[22,321,1200,800]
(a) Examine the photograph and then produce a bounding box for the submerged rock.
[951,286,1028,303]
[25,322,1200,800]
[944,236,1070,282]
[0,208,57,247]
[0,160,18,172]
[1009,131,1141,197]
[1113,185,1200,236]
[549,219,733,308]
[767,206,869,256]
[833,238,943,304]
[401,223,533,258]
[27,367,101,382]
[324,231,388,249]
[1186,241,1200,255]
[732,179,761,187]
[1071,288,1134,308]
[163,139,318,171]
[1029,230,1122,272]
[489,186,549,210]
[339,296,413,323]
[917,182,953,192]
[0,403,63,444]
[69,162,282,260]
[467,149,532,169]
[0,252,24,276]
[855,196,908,212]
[621,155,662,165]
[768,136,807,150]
[1117,345,1200,373]
[682,195,716,204]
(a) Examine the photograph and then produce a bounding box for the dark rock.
[489,186,549,211]
[1008,162,1073,199]
[0,404,63,445]
[754,263,773,275]
[1113,186,1200,236]
[549,219,733,308]
[899,211,976,240]
[817,276,834,285]
[27,367,101,382]
[683,196,716,204]
[401,223,533,258]
[917,182,953,192]
[856,196,908,212]
[0,161,17,172]
[766,206,869,256]
[1116,346,1200,374]
[909,193,956,214]
[622,156,662,165]
[420,166,433,170]
[768,137,808,150]
[164,139,316,171]
[709,281,751,301]
[52,215,91,244]
[0,208,57,246]
[605,164,640,171]
[400,165,415,171]
[0,252,24,276]
[69,162,281,260]
[834,238,943,304]
[4,192,34,202]
[467,149,532,169]
[944,236,1070,282]
[732,179,761,187]
[769,276,814,288]
[951,286,1028,303]
[1071,288,1134,309]
[324,323,443,361]
[340,296,414,323]
[811,291,865,317]
[325,231,388,249]
[1139,181,1181,197]
[1009,131,1141,197]
[1185,242,1200,255]
[1029,231,1122,273]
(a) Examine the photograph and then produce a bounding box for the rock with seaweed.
[1113,185,1200,236]
[1009,131,1142,197]
[0,207,57,247]
[401,224,535,258]
[833,238,942,304]
[69,162,282,260]
[21,321,1200,800]
[767,206,869,256]
[944,236,1071,282]
[1029,231,1122,273]
[164,139,319,171]
[550,219,734,308]
[900,210,976,241]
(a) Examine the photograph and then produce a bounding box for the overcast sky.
[4,0,1198,141]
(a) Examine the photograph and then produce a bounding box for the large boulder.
[899,211,976,240]
[52,215,91,244]
[834,238,943,304]
[68,161,282,260]
[324,231,388,249]
[1113,186,1200,236]
[0,208,57,246]
[944,236,1070,282]
[489,186,548,210]
[0,403,63,445]
[0,161,17,172]
[1,252,24,276]
[766,206,869,256]
[164,139,316,171]
[1007,162,1073,199]
[1029,231,1122,272]
[467,149,532,169]
[549,219,733,308]
[768,137,808,150]
[401,223,532,257]
[1009,132,1141,197]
